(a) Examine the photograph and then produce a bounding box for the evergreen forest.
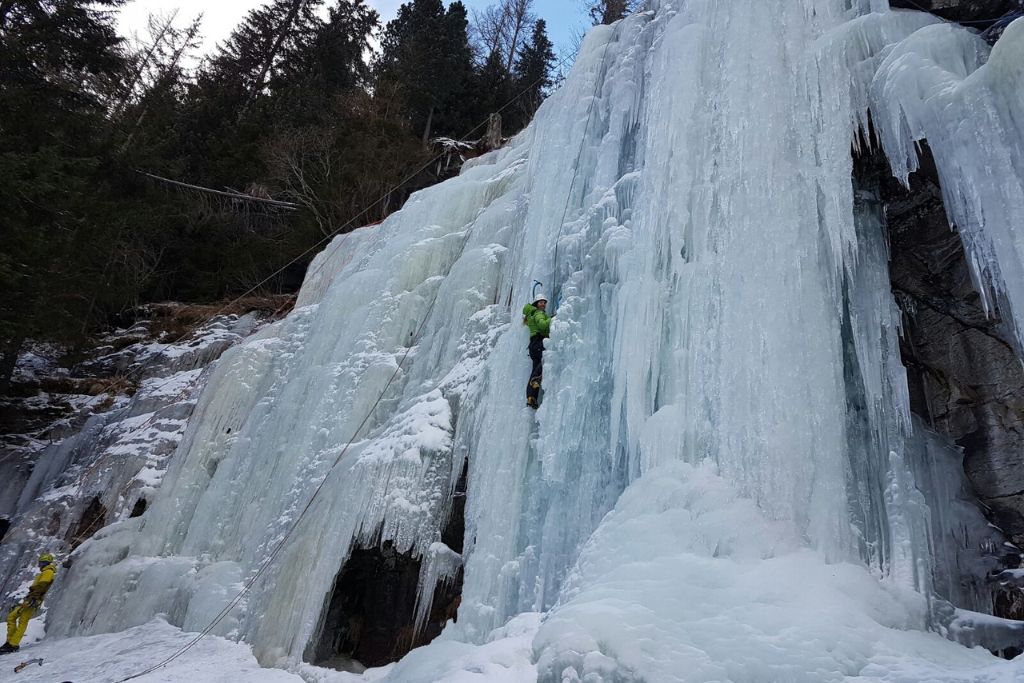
[0,0,568,368]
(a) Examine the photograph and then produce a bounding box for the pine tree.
[470,0,534,73]
[0,0,126,147]
[376,0,474,142]
[270,0,378,125]
[0,0,530,392]
[0,0,129,380]
[116,12,203,154]
[512,18,555,130]
[473,48,512,132]
[176,0,326,187]
[588,0,639,25]
[209,0,324,115]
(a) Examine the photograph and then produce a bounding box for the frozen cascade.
[0,312,261,604]
[42,1,1024,680]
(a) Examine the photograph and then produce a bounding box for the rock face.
[0,301,288,604]
[307,541,461,669]
[889,0,1023,43]
[858,146,1024,551]
[305,462,467,668]
[890,0,1021,24]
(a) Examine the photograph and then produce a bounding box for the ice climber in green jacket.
[523,291,552,409]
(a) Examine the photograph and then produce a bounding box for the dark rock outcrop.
[857,145,1024,550]
[307,463,468,670]
[0,300,289,605]
[890,0,1020,25]
[890,0,1023,43]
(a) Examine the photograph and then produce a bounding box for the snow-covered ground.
[4,616,540,683]
[5,619,301,683]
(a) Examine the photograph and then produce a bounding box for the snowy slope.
[0,310,264,609]
[6,619,302,683]
[2,615,543,683]
[27,1,1024,682]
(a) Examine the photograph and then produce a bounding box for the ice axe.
[532,280,559,313]
[13,657,43,673]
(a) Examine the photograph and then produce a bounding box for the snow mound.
[533,461,1021,682]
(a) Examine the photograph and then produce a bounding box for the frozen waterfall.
[44,1,1024,680]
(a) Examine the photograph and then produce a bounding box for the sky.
[117,0,588,60]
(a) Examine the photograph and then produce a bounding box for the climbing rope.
[114,180,481,683]
[0,46,580,548]
[549,27,618,312]
[114,298,437,681]
[109,49,584,683]
[125,47,580,364]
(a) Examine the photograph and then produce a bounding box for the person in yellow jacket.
[0,553,57,654]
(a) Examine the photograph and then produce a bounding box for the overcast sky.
[117,0,587,59]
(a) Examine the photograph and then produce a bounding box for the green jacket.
[522,303,551,338]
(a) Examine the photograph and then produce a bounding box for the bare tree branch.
[471,0,535,70]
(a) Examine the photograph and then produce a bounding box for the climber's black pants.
[527,335,545,408]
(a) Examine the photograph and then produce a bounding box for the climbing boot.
[0,642,19,655]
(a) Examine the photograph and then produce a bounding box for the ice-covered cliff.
[0,308,268,602]
[32,1,1024,680]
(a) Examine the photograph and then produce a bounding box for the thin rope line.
[0,47,577,507]
[550,30,616,309]
[111,52,581,683]
[132,48,579,365]
[114,232,451,683]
